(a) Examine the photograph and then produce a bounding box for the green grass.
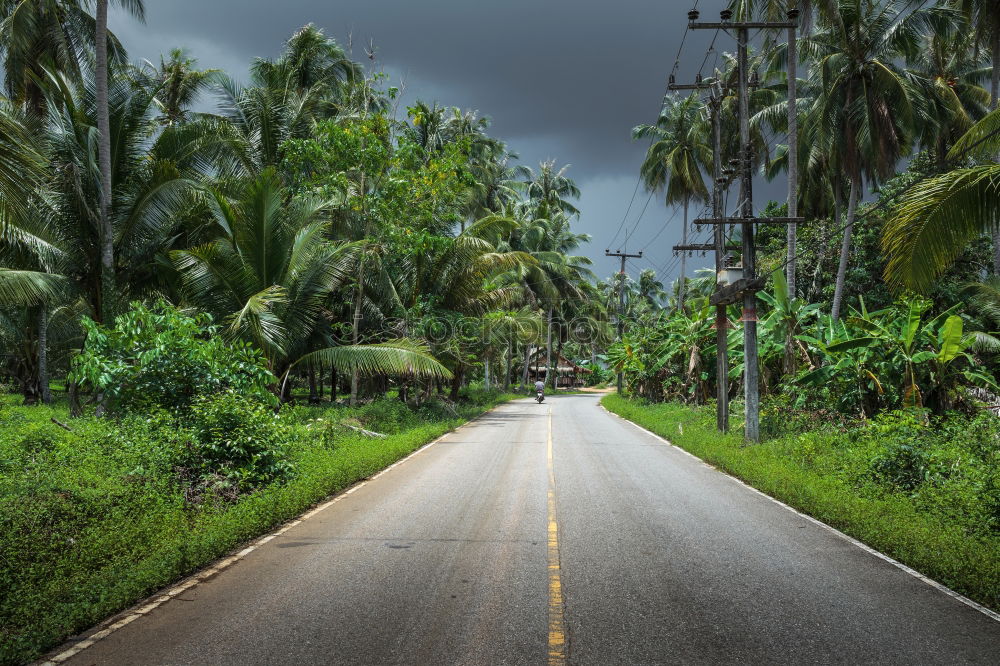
[601,394,1000,613]
[0,389,516,665]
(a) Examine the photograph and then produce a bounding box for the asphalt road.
[59,394,1000,665]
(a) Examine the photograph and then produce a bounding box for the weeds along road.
[57,394,1000,665]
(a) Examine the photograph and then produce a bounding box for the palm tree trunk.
[318,361,324,400]
[991,31,1000,274]
[449,365,464,401]
[555,335,565,390]
[350,279,363,406]
[831,178,860,321]
[504,339,512,391]
[308,363,318,404]
[678,199,688,313]
[96,0,114,323]
[38,306,50,404]
[546,308,555,391]
[521,343,532,388]
[484,357,491,391]
[992,30,1000,111]
[330,365,337,402]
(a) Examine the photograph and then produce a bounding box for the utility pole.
[736,20,760,443]
[710,86,728,433]
[606,249,643,395]
[786,7,800,298]
[690,8,802,443]
[668,73,732,433]
[785,7,800,377]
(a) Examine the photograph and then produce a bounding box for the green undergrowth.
[0,389,516,665]
[601,393,1000,612]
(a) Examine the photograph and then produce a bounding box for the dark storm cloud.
[110,1,777,282]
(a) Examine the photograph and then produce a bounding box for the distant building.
[524,348,592,388]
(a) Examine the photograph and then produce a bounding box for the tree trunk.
[546,309,556,391]
[350,284,363,406]
[504,339,512,391]
[308,364,318,404]
[991,31,1000,274]
[96,0,114,323]
[521,343,532,388]
[318,362,324,400]
[449,365,464,402]
[831,178,860,321]
[38,306,50,404]
[330,365,337,402]
[484,358,491,391]
[678,198,688,313]
[555,335,565,391]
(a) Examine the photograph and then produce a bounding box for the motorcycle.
[535,389,545,403]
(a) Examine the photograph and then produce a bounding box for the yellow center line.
[547,406,567,664]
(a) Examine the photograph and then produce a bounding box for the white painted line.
[602,403,1000,625]
[35,404,513,665]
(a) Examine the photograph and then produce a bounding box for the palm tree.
[805,0,930,320]
[633,93,710,313]
[636,269,667,310]
[95,0,145,322]
[48,65,192,305]
[0,0,129,114]
[253,23,359,97]
[172,168,448,399]
[946,0,1000,273]
[948,0,1000,110]
[143,49,220,126]
[906,28,991,169]
[521,160,581,221]
[882,108,1000,292]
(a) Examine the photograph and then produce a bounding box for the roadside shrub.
[70,300,275,415]
[184,391,293,494]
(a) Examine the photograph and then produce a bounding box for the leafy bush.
[1,389,515,664]
[70,300,275,415]
[184,392,293,493]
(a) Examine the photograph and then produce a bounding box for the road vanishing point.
[53,395,1000,665]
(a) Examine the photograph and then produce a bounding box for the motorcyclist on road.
[534,379,545,395]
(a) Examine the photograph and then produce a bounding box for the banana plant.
[758,270,821,377]
[927,315,998,411]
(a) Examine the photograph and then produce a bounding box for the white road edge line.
[36,402,518,666]
[599,403,1000,625]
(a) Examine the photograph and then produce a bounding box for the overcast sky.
[110,0,788,284]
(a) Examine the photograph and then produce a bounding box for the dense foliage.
[70,301,275,414]
[0,388,514,664]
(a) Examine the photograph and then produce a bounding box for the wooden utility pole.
[606,249,643,395]
[690,8,802,442]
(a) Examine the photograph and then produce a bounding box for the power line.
[622,190,656,247]
[606,2,701,251]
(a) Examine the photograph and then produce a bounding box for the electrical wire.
[605,1,702,251]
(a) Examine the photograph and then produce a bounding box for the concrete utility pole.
[786,8,800,298]
[606,249,643,395]
[736,22,762,443]
[690,8,802,443]
[668,73,731,433]
[710,88,728,433]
